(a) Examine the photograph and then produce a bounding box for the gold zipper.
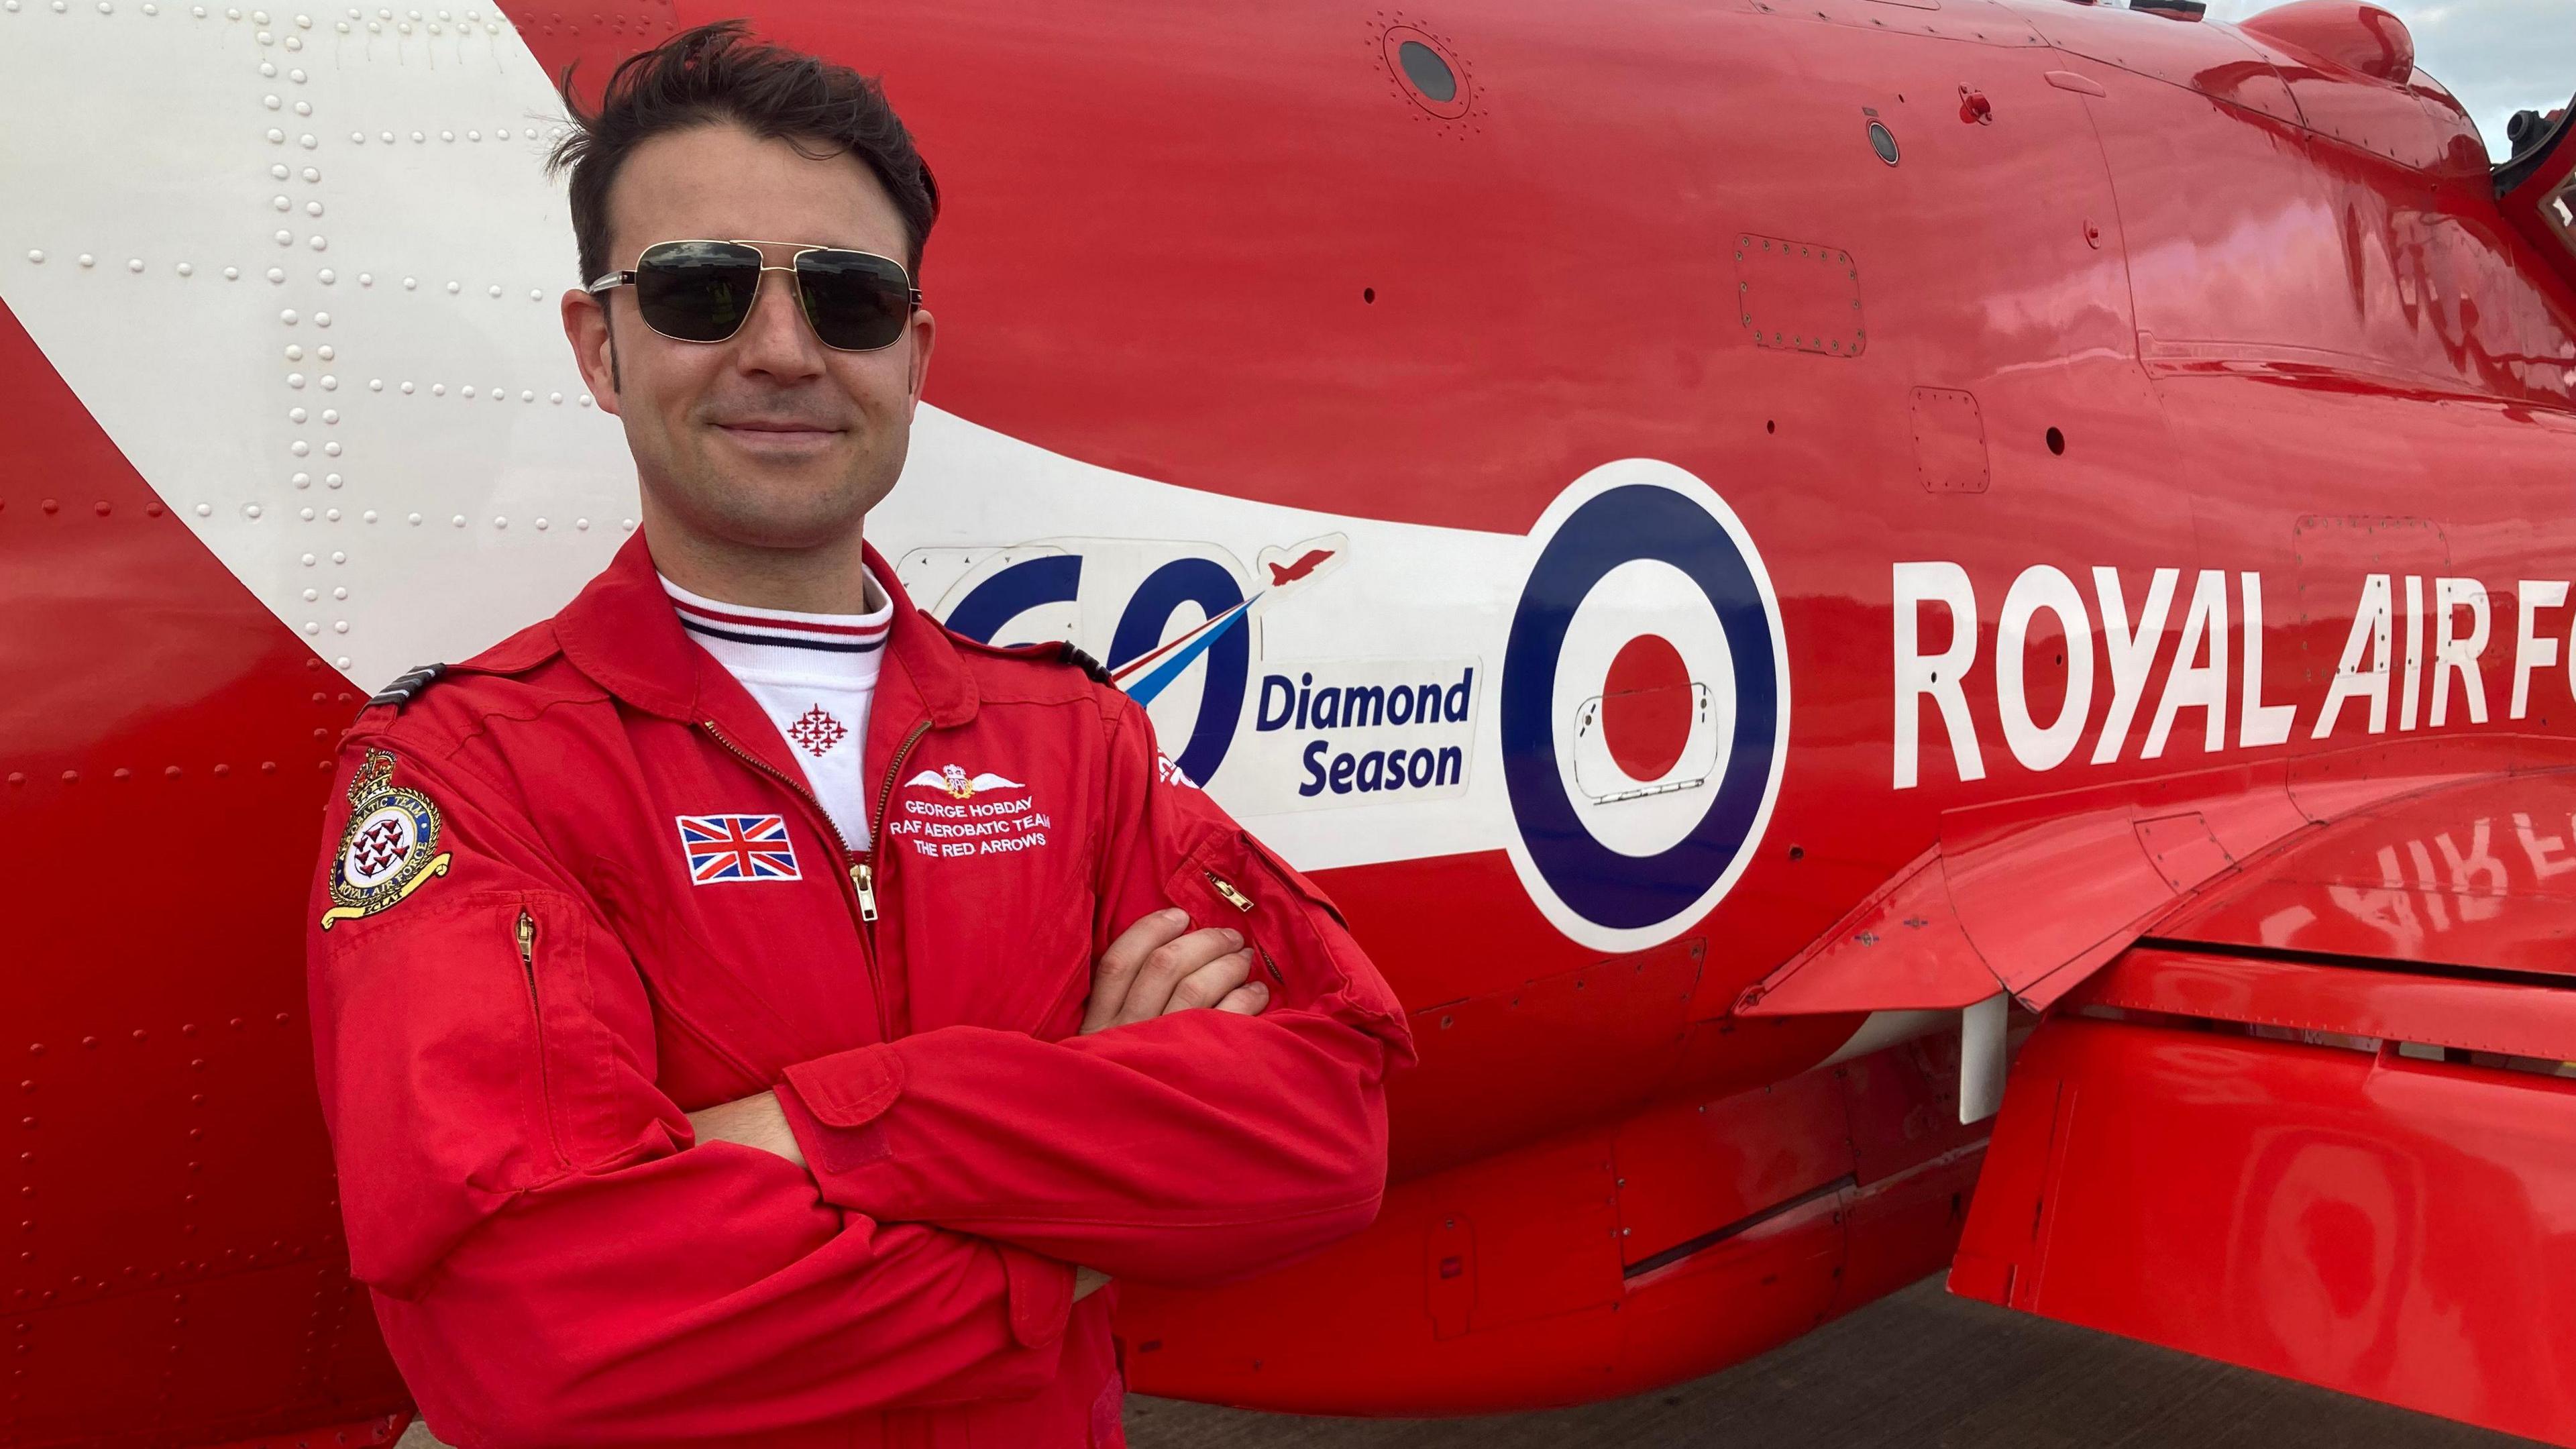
[700,718,893,1033]
[1203,869,1254,913]
[1197,870,1282,984]
[857,721,931,926]
[515,906,564,1162]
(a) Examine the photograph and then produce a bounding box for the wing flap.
[1953,947,2576,1446]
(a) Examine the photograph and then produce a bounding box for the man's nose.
[731,264,825,378]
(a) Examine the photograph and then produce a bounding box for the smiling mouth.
[716,422,843,444]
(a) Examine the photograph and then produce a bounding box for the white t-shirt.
[661,572,894,849]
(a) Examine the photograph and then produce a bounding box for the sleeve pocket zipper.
[1203,869,1254,913]
[514,906,566,1163]
[1200,868,1285,986]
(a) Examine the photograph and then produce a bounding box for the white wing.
[903,771,948,790]
[969,773,1028,791]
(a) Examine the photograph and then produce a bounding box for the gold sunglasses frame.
[584,237,924,353]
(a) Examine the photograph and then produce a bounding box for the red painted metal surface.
[1954,1014,2576,1445]
[1118,1034,1982,1413]
[1,0,2573,1439]
[0,303,409,1446]
[2078,946,2576,1061]
[2157,769,2576,977]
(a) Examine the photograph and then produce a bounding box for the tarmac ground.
[1122,1274,2540,1449]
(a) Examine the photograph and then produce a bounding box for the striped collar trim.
[661,573,893,655]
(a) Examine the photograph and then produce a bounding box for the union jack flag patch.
[677,814,801,884]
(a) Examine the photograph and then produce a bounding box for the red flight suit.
[304,533,1415,1448]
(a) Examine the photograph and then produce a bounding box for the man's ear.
[559,286,624,413]
[903,307,935,417]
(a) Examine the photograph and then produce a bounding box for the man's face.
[562,121,932,553]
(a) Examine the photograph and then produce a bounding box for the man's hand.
[1080,907,1269,1035]
[687,1091,806,1168]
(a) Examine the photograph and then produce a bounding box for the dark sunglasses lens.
[633,241,763,343]
[794,250,913,350]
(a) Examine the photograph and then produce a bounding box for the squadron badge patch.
[319,749,453,930]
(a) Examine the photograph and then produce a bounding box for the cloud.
[2194,0,2573,160]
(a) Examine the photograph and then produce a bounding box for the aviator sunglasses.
[586,238,922,352]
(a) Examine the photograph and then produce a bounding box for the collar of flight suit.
[550,528,983,741]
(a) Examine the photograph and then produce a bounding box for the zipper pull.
[1203,869,1254,913]
[853,860,879,922]
[515,908,537,969]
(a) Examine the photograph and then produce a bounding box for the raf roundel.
[1498,460,1790,951]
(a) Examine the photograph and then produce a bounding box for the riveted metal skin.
[0,0,2573,1442]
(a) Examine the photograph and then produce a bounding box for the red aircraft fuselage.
[3,0,2575,1445]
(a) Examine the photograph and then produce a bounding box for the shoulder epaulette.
[1058,642,1114,684]
[366,661,448,711]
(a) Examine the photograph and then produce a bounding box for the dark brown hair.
[543,19,940,288]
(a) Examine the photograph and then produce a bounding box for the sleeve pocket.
[1155,822,1408,1050]
[317,889,569,1295]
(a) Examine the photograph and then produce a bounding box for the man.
[304,21,1414,1448]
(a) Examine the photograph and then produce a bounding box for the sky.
[2186,0,2574,160]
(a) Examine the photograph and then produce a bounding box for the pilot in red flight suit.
[302,22,1415,1448]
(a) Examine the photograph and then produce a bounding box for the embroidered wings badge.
[903,763,1027,800]
[319,749,453,930]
